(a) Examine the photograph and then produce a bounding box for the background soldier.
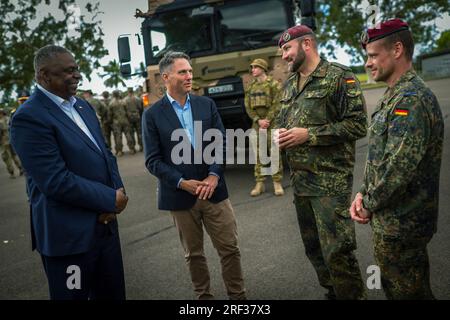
[1,107,23,178]
[245,58,284,197]
[124,87,143,152]
[276,25,368,300]
[9,90,30,126]
[82,90,103,120]
[100,91,113,149]
[350,19,444,300]
[110,90,134,156]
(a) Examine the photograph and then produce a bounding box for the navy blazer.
[10,88,124,257]
[142,94,228,211]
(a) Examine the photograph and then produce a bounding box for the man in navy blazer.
[10,45,128,300]
[142,51,246,300]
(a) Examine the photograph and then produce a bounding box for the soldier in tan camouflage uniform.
[124,87,143,153]
[110,90,134,156]
[245,58,284,196]
[350,19,444,300]
[275,25,367,300]
[82,90,102,119]
[83,90,113,148]
[100,91,113,149]
[1,107,23,178]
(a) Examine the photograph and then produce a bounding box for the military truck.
[118,0,315,130]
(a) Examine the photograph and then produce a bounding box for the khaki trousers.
[171,198,246,300]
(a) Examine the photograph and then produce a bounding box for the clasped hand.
[99,187,128,224]
[258,119,270,129]
[180,175,219,200]
[275,127,309,149]
[349,192,371,224]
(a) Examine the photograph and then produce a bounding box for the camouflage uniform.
[124,95,143,152]
[245,76,283,182]
[360,70,443,300]
[276,59,367,299]
[109,96,134,155]
[100,95,113,149]
[0,112,23,177]
[86,97,111,148]
[84,97,102,119]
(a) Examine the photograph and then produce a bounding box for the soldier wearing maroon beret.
[350,18,444,300]
[275,25,368,300]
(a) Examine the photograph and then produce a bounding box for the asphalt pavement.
[1,78,449,300]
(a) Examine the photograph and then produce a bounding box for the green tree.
[99,59,126,88]
[435,29,450,51]
[0,0,108,101]
[315,0,450,64]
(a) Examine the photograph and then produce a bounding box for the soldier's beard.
[290,48,306,73]
[373,66,392,82]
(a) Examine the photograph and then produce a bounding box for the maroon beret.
[361,18,409,49]
[278,25,314,48]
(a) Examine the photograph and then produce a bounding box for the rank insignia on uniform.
[394,108,409,116]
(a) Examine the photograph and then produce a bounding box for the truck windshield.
[149,6,214,59]
[146,0,289,63]
[218,0,289,50]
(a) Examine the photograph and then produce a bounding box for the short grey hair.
[34,45,73,74]
[158,51,191,74]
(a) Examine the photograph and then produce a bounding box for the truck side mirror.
[118,36,131,63]
[299,0,316,16]
[120,64,132,77]
[301,16,316,30]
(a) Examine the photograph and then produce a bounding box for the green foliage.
[350,65,367,74]
[435,29,450,51]
[99,60,126,88]
[355,73,368,83]
[315,0,450,64]
[0,0,107,102]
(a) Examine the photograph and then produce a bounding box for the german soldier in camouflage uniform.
[1,107,23,178]
[100,91,113,149]
[124,87,143,153]
[350,19,444,300]
[276,25,367,299]
[110,90,134,156]
[245,58,284,196]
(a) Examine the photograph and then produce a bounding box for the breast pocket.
[368,112,388,161]
[250,91,268,108]
[302,89,328,125]
[370,118,387,136]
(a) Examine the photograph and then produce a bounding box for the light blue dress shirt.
[37,84,101,151]
[166,93,219,188]
[166,92,195,148]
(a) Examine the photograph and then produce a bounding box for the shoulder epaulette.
[330,62,351,71]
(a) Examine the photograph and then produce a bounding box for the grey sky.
[74,0,148,95]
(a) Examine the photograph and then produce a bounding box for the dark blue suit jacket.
[142,94,228,211]
[10,88,124,257]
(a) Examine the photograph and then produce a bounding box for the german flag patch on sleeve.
[345,78,356,84]
[394,108,409,116]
